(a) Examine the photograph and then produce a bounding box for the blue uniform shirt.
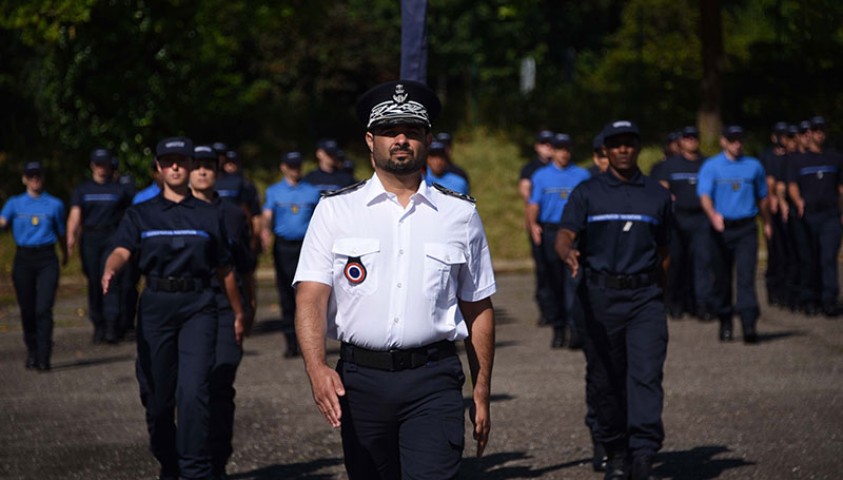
[786,150,843,211]
[697,152,768,220]
[1,192,66,247]
[263,179,321,241]
[656,154,705,211]
[133,183,161,205]
[112,194,231,279]
[529,163,591,224]
[425,168,470,195]
[70,180,132,229]
[560,170,671,275]
[302,169,357,193]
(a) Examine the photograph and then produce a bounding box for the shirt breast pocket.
[423,243,466,304]
[332,238,380,296]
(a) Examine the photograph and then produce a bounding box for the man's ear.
[365,131,375,152]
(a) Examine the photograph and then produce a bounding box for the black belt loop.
[340,340,457,371]
[587,270,658,290]
[145,276,210,293]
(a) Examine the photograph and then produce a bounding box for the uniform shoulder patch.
[320,180,368,198]
[432,183,476,203]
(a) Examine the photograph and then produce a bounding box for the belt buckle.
[619,275,635,289]
[391,349,411,371]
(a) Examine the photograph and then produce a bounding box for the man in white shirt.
[294,80,497,479]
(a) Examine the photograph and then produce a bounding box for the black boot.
[592,441,608,472]
[718,317,733,342]
[551,327,565,349]
[630,455,660,480]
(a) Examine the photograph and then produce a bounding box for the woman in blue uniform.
[101,138,244,480]
[0,161,67,371]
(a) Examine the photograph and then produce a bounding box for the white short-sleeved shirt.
[293,173,496,350]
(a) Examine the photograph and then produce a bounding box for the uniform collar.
[604,168,645,186]
[158,191,198,210]
[365,172,438,210]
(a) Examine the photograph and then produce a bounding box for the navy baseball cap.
[722,125,744,140]
[681,126,700,138]
[316,138,339,155]
[798,120,811,133]
[23,160,43,175]
[592,133,604,152]
[772,121,788,135]
[810,115,827,130]
[435,132,452,146]
[282,151,303,167]
[551,133,572,148]
[786,124,799,136]
[193,145,218,161]
[156,137,193,158]
[224,150,239,163]
[667,131,681,142]
[211,142,228,154]
[356,80,441,130]
[602,120,640,140]
[429,141,447,155]
[90,148,112,165]
[536,130,554,144]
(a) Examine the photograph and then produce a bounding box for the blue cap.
[681,126,700,137]
[810,115,826,130]
[194,145,218,161]
[787,124,799,136]
[592,133,604,152]
[551,133,572,148]
[90,148,112,165]
[667,131,681,142]
[282,151,303,166]
[316,138,339,155]
[224,150,239,163]
[211,142,228,154]
[156,137,194,158]
[429,141,447,154]
[722,125,744,140]
[772,122,788,135]
[536,130,554,143]
[23,160,43,175]
[435,132,452,146]
[602,120,640,140]
[356,80,441,130]
[798,120,811,133]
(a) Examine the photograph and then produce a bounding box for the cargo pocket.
[441,416,466,453]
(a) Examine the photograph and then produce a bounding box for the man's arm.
[66,206,82,256]
[699,194,724,232]
[787,182,805,218]
[296,281,345,428]
[758,196,772,239]
[776,181,789,222]
[554,228,580,277]
[261,209,273,253]
[525,203,542,245]
[517,178,532,203]
[766,175,779,214]
[101,247,131,294]
[459,296,495,457]
[657,245,670,289]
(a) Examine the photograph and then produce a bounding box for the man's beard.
[377,146,425,175]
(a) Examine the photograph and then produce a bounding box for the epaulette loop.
[320,180,368,198]
[432,183,476,203]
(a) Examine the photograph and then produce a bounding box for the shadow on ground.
[461,451,587,478]
[654,445,755,479]
[229,458,342,480]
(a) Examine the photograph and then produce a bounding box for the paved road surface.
[1,273,841,479]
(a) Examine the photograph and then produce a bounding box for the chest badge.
[817,171,824,180]
[344,256,367,284]
[622,221,633,232]
[31,216,39,226]
[689,178,697,185]
[731,182,741,191]
[291,204,300,214]
[560,190,569,200]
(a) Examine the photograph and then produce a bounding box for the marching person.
[425,140,470,195]
[101,137,245,480]
[294,80,496,479]
[556,120,671,480]
[0,161,67,371]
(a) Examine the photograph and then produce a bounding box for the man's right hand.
[710,213,725,232]
[307,364,346,428]
[529,224,542,245]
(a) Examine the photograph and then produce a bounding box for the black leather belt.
[84,225,117,233]
[146,276,210,293]
[340,340,457,371]
[17,244,55,253]
[723,217,755,228]
[588,270,658,289]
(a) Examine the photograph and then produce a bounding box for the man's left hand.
[470,388,491,457]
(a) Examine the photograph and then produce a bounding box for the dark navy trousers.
[80,231,121,338]
[803,209,842,308]
[541,224,578,331]
[581,281,668,458]
[12,246,58,366]
[273,238,302,324]
[711,220,760,330]
[530,233,555,323]
[786,207,811,307]
[667,211,714,314]
[136,288,217,480]
[765,209,790,304]
[338,355,466,480]
[209,291,243,476]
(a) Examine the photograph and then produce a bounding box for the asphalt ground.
[0,271,841,480]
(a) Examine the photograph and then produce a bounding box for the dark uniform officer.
[303,138,358,192]
[655,125,713,320]
[519,130,555,325]
[295,80,496,479]
[0,161,67,371]
[589,132,609,176]
[190,145,257,478]
[787,116,842,317]
[261,151,321,358]
[698,125,771,343]
[102,137,244,480]
[760,122,791,308]
[556,120,670,480]
[780,124,807,311]
[67,147,133,343]
[526,133,590,348]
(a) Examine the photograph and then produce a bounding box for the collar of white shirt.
[365,172,439,210]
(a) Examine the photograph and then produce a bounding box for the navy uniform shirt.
[519,157,547,181]
[656,154,705,211]
[787,150,843,211]
[215,195,257,275]
[762,149,788,184]
[70,180,132,230]
[560,170,671,275]
[1,192,66,247]
[216,173,262,216]
[302,168,357,193]
[112,194,231,279]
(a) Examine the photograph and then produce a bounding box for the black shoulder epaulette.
[432,183,476,203]
[320,180,368,198]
